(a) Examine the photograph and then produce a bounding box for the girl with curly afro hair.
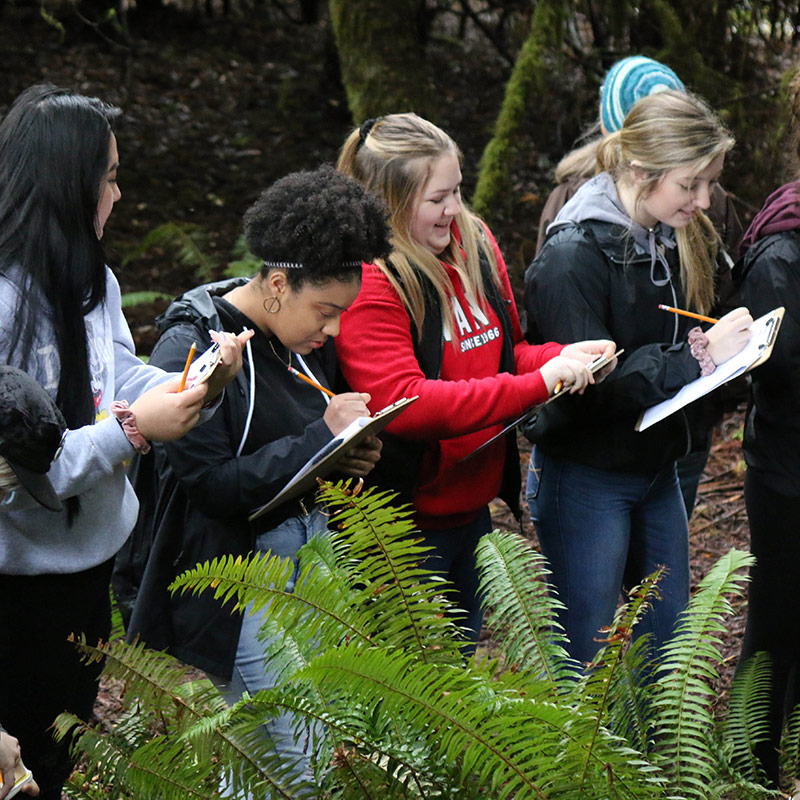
[126,165,391,784]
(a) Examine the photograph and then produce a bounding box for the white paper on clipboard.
[248,395,417,522]
[636,307,784,432]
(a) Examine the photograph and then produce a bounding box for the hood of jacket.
[551,172,678,286]
[740,179,800,257]
[156,276,250,335]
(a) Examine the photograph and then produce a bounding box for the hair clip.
[359,118,378,144]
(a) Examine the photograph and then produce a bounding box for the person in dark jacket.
[533,56,744,521]
[524,90,753,667]
[736,179,800,793]
[127,165,391,779]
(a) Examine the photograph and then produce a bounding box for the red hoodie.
[336,230,564,529]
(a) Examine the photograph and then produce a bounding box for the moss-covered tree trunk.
[471,0,567,224]
[329,0,434,124]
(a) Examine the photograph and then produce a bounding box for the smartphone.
[0,761,34,799]
[183,342,222,390]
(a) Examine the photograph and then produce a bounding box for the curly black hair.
[243,164,391,289]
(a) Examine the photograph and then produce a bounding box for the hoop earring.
[263,296,281,314]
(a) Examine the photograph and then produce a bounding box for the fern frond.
[55,713,218,799]
[119,290,171,308]
[70,635,226,735]
[783,698,800,789]
[301,645,665,799]
[319,482,469,662]
[173,484,465,663]
[604,635,657,754]
[121,221,218,279]
[724,651,772,783]
[475,530,577,687]
[171,547,379,667]
[68,637,319,797]
[650,547,754,798]
[229,686,456,796]
[567,569,664,794]
[574,567,663,762]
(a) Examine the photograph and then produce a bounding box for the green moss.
[329,0,434,123]
[472,0,565,224]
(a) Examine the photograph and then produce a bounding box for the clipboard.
[458,349,624,463]
[248,395,418,521]
[636,306,784,432]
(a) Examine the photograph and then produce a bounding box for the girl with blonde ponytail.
[523,89,753,667]
[336,112,616,648]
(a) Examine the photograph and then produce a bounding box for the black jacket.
[126,278,337,678]
[739,230,800,495]
[524,219,731,473]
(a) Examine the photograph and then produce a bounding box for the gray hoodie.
[0,266,185,575]
[551,172,679,291]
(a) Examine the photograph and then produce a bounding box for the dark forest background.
[2,0,799,351]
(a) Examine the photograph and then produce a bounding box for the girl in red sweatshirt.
[336,112,616,648]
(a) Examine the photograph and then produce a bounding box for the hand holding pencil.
[322,391,372,436]
[704,307,753,366]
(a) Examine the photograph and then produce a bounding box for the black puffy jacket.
[523,219,733,473]
[740,229,800,495]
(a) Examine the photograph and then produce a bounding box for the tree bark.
[329,0,435,123]
[471,0,566,224]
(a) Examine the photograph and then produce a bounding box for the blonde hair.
[596,90,734,314]
[555,137,602,183]
[337,112,499,337]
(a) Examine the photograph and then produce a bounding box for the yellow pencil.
[178,341,196,391]
[288,365,336,398]
[658,304,719,325]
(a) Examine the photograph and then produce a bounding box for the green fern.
[782,701,800,791]
[119,289,172,308]
[225,233,262,278]
[475,530,576,687]
[724,651,772,784]
[650,548,754,798]
[121,221,218,280]
[574,569,664,777]
[60,485,774,799]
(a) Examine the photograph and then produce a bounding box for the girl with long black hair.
[0,84,247,799]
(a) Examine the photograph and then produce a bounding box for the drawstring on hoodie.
[235,342,331,458]
[236,328,256,457]
[646,226,679,343]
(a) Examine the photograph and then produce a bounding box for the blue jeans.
[212,508,329,785]
[420,506,492,651]
[527,449,689,665]
[527,445,711,523]
[675,444,711,519]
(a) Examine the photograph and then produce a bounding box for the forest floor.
[0,3,756,782]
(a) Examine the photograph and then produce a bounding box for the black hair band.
[359,118,378,145]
